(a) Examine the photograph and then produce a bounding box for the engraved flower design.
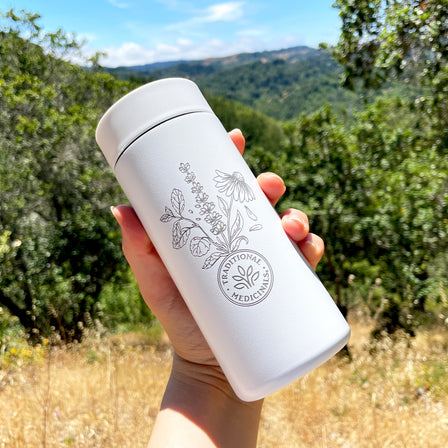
[213,170,255,203]
[161,163,259,270]
[211,221,226,235]
[205,211,222,226]
[200,202,215,215]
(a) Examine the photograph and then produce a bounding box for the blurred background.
[0,1,447,446]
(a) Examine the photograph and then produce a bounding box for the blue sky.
[3,0,341,67]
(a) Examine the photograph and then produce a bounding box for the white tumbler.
[95,78,350,401]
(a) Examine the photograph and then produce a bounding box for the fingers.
[297,234,325,271]
[280,208,309,240]
[228,128,245,155]
[110,205,154,259]
[281,209,324,270]
[257,172,286,206]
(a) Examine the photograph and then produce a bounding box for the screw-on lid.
[95,78,213,168]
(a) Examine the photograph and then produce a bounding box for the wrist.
[151,352,263,448]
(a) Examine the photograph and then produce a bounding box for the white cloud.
[100,34,272,67]
[203,2,244,22]
[166,2,244,31]
[102,42,155,66]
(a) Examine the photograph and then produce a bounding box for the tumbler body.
[96,78,350,401]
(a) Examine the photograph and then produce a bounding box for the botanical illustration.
[160,162,263,270]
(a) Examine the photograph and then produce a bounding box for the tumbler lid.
[95,78,213,168]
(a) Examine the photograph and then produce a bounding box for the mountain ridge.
[107,45,320,72]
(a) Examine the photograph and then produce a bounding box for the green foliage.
[333,0,448,141]
[328,0,448,334]
[333,0,448,90]
[206,95,284,158]
[0,9,135,342]
[98,268,155,329]
[278,95,447,334]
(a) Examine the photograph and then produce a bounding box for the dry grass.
[1,317,447,448]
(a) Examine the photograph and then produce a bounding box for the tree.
[333,0,448,138]
[329,0,448,334]
[0,10,132,341]
[280,96,447,336]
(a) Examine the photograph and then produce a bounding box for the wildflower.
[195,192,209,205]
[200,202,215,215]
[185,172,196,183]
[211,221,226,235]
[205,211,223,226]
[214,170,255,202]
[191,182,203,194]
[179,163,190,173]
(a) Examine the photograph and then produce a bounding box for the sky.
[2,0,342,67]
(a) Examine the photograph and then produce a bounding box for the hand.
[111,129,324,368]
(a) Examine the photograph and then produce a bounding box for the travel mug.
[95,78,350,401]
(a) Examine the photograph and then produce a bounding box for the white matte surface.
[96,79,350,401]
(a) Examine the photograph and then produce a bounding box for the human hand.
[111,129,324,370]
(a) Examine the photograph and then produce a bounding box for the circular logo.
[217,250,274,307]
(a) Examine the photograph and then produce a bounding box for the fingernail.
[304,236,317,249]
[110,205,121,226]
[287,215,307,230]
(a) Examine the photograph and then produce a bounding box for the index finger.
[228,129,245,155]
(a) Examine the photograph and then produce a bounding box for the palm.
[117,212,217,365]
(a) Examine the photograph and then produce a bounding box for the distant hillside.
[107,46,320,79]
[106,46,360,121]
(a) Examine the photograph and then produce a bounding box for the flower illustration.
[213,170,255,203]
[211,221,226,235]
[179,163,190,173]
[191,181,203,194]
[162,163,255,270]
[195,192,209,204]
[200,201,215,215]
[205,211,222,226]
[185,172,196,183]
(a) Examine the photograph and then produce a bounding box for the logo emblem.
[217,250,273,306]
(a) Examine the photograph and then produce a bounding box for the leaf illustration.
[251,271,260,284]
[237,265,246,276]
[171,189,185,215]
[247,265,253,276]
[234,283,247,290]
[190,237,211,257]
[217,196,229,217]
[230,236,249,252]
[245,206,258,221]
[160,207,175,222]
[202,252,222,270]
[230,210,243,240]
[232,275,245,282]
[249,224,263,232]
[172,221,191,249]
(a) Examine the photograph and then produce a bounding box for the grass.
[0,316,447,447]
